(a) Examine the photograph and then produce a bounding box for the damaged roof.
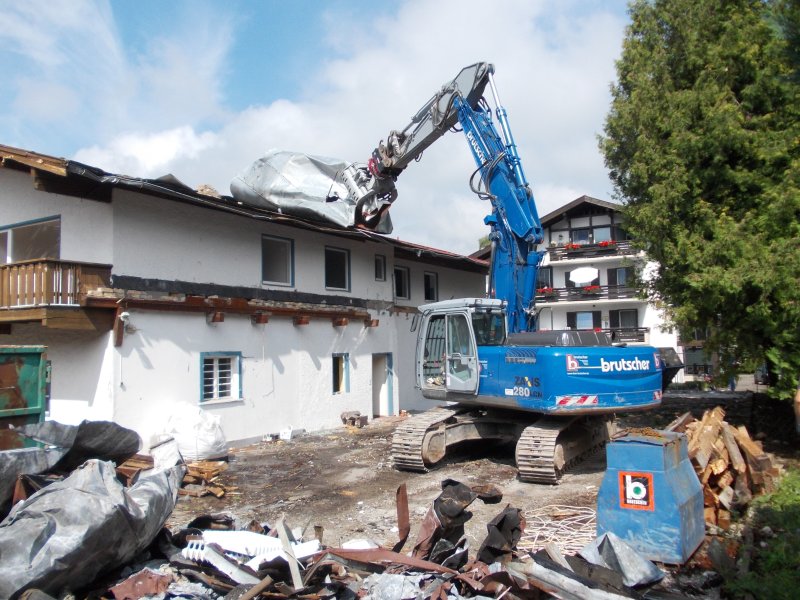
[0,143,487,274]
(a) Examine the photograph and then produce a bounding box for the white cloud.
[3,0,627,255]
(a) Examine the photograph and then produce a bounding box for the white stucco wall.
[2,174,485,446]
[9,323,116,424]
[0,169,113,265]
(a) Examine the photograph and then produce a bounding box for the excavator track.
[391,406,463,472]
[516,416,613,484]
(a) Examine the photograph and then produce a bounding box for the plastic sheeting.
[579,531,665,588]
[0,459,183,598]
[230,150,393,234]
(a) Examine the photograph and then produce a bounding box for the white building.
[0,144,487,448]
[474,195,683,377]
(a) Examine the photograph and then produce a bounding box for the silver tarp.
[230,149,393,233]
[0,459,183,598]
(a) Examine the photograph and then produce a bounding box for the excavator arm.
[337,63,492,229]
[342,62,544,332]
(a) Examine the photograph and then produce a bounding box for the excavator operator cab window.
[471,310,506,346]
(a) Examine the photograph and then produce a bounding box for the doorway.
[371,353,394,417]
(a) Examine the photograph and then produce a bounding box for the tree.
[600,0,800,396]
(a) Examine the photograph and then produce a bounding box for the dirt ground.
[167,390,799,555]
[167,414,606,551]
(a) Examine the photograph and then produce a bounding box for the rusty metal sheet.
[393,483,410,553]
[109,568,172,600]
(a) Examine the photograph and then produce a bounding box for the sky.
[0,0,631,255]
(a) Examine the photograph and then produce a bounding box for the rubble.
[666,406,781,530]
[0,459,183,598]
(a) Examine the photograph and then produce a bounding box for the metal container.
[0,345,48,450]
[597,429,704,564]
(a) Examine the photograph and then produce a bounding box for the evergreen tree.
[601,0,800,395]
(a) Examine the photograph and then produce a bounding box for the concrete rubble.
[0,427,673,600]
[2,403,783,598]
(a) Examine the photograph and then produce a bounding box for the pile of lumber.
[667,406,781,530]
[179,460,233,498]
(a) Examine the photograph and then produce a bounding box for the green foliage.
[601,0,800,397]
[727,468,800,599]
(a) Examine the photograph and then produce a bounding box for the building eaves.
[539,195,621,226]
[1,143,487,274]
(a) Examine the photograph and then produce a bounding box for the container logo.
[619,472,655,511]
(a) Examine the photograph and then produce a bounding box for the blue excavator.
[337,63,678,483]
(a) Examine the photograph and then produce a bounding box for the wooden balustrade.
[0,260,111,308]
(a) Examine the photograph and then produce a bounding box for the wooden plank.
[694,407,726,469]
[721,423,747,474]
[717,509,731,531]
[718,486,735,510]
[703,486,719,508]
[704,506,718,526]
[715,470,735,490]
[665,411,695,433]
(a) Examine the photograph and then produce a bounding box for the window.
[608,267,634,287]
[332,353,350,394]
[567,311,601,330]
[571,228,591,245]
[536,267,553,288]
[375,254,386,281]
[424,272,438,302]
[565,269,599,289]
[593,226,612,243]
[610,309,639,329]
[325,247,350,291]
[394,266,410,299]
[201,352,241,402]
[472,310,506,346]
[261,235,293,285]
[1,217,60,265]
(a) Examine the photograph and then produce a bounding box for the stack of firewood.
[667,406,781,530]
[179,460,233,498]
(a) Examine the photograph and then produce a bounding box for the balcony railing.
[0,260,111,309]
[547,240,638,261]
[535,284,640,303]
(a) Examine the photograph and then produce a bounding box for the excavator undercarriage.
[391,404,615,484]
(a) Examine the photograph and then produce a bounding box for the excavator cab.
[416,298,506,399]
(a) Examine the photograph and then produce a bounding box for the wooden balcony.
[0,260,113,330]
[547,240,638,261]
[535,284,641,303]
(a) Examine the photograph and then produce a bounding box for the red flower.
[537,287,554,294]
[598,240,616,247]
[565,243,581,250]
[582,285,601,293]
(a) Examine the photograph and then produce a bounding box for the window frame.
[423,271,438,302]
[332,353,350,394]
[261,234,294,286]
[324,246,351,291]
[374,254,386,281]
[394,265,410,300]
[610,308,639,329]
[200,351,242,403]
[567,310,602,330]
[0,216,61,265]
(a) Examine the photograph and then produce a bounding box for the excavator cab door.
[444,313,479,394]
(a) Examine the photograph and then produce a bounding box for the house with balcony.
[473,195,683,378]
[534,196,680,363]
[0,144,487,448]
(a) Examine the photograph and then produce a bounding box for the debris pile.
[179,460,234,498]
[667,406,781,530]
